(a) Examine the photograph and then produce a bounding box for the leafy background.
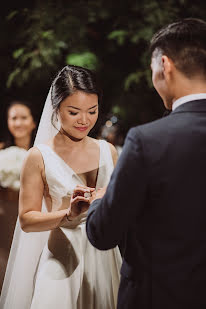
[0,0,205,141]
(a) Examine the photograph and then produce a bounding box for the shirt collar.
[172,93,206,111]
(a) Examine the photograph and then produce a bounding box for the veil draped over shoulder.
[0,88,60,309]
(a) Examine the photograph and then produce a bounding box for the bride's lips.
[74,126,89,132]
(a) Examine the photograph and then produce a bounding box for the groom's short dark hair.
[150,18,206,78]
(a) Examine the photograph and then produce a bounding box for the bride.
[0,65,122,309]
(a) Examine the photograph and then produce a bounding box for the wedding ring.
[84,192,91,198]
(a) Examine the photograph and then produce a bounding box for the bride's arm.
[19,147,68,233]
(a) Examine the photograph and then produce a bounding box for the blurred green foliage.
[0,0,206,138]
[66,52,99,70]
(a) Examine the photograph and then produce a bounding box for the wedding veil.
[0,88,60,308]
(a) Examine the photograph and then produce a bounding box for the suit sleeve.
[86,127,148,250]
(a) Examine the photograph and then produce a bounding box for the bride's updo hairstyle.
[51,65,102,126]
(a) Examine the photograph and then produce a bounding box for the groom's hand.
[90,187,107,203]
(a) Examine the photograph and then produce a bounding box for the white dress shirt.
[172,93,206,111]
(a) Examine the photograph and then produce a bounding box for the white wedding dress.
[28,140,121,309]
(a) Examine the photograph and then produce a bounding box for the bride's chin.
[70,134,86,142]
[60,128,88,142]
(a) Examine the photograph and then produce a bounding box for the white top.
[172,93,206,111]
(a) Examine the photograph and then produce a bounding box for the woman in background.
[0,100,36,150]
[0,100,36,292]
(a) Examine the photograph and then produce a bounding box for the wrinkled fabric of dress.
[29,140,121,309]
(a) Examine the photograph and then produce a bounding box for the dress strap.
[96,140,114,189]
[99,140,114,169]
[35,143,49,159]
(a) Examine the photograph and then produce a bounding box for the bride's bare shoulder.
[23,146,44,170]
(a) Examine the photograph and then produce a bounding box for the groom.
[85,18,206,309]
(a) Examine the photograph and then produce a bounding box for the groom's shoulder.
[127,115,173,141]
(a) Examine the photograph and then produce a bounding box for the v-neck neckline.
[42,140,102,188]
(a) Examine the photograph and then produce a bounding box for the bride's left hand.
[67,185,95,220]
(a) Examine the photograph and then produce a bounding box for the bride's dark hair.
[51,65,102,126]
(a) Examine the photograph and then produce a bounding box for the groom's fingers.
[91,187,106,201]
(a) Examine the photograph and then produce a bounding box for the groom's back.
[126,99,206,308]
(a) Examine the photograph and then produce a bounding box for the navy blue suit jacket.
[86,100,206,309]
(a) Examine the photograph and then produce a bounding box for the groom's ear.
[162,56,172,74]
[161,55,175,81]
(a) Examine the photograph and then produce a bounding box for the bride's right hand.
[67,185,95,220]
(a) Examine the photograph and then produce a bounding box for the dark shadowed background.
[0,0,205,141]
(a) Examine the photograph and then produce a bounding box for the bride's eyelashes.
[68,110,97,116]
[69,111,78,116]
